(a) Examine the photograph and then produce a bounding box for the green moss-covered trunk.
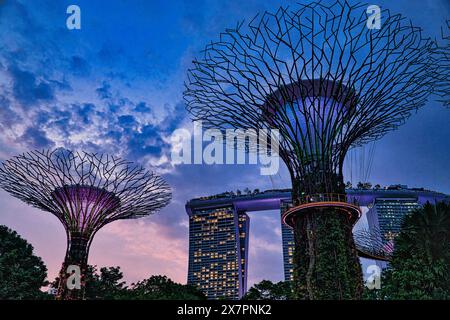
[293,210,363,299]
[290,173,363,299]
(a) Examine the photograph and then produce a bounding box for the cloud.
[134,102,152,113]
[8,64,55,107]
[118,115,137,128]
[73,103,94,125]
[69,56,91,77]
[95,81,112,100]
[0,95,21,128]
[19,127,54,149]
[90,219,188,284]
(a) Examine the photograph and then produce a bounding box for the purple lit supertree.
[0,149,171,299]
[184,0,435,299]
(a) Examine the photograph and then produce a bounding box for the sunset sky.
[0,0,448,288]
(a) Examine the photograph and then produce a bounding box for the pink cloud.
[90,219,188,284]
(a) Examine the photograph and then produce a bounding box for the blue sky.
[0,0,448,287]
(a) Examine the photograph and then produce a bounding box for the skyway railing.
[286,193,359,208]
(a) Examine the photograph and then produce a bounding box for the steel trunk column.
[56,232,90,300]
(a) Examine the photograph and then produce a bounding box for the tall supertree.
[0,149,171,299]
[184,1,435,299]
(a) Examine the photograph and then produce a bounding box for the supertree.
[184,1,435,299]
[432,20,449,107]
[0,149,171,299]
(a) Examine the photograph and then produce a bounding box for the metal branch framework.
[184,0,435,299]
[0,149,171,299]
[432,20,450,107]
[185,0,435,196]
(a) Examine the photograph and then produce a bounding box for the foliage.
[375,202,450,299]
[128,275,206,300]
[50,269,206,300]
[0,225,49,299]
[243,280,294,300]
[357,182,372,190]
[293,211,363,300]
[83,265,128,299]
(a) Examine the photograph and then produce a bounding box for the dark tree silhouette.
[243,280,294,300]
[50,267,206,300]
[0,225,48,299]
[129,275,206,300]
[380,202,450,299]
[184,0,435,299]
[85,266,127,299]
[0,149,171,299]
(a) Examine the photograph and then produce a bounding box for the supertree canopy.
[184,0,435,299]
[432,20,449,107]
[0,149,171,299]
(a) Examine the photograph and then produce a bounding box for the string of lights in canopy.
[0,149,171,299]
[184,0,436,299]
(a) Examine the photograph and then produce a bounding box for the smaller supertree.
[0,149,171,299]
